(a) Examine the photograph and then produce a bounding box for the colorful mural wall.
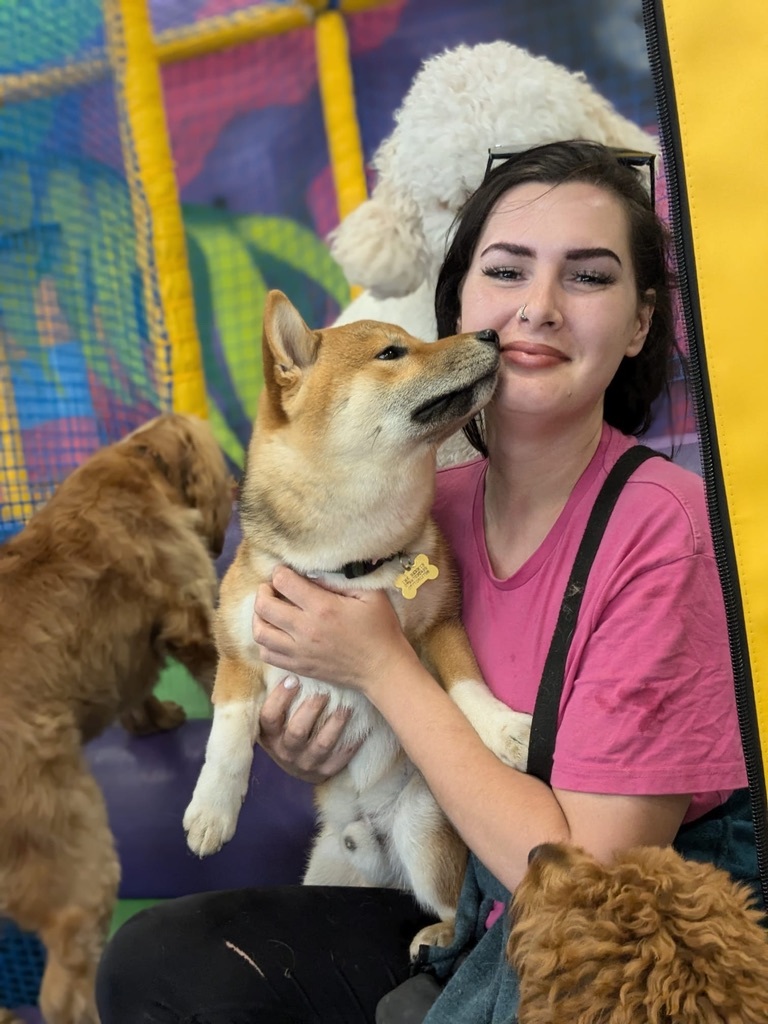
[0,0,689,541]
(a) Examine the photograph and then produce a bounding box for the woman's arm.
[253,567,689,891]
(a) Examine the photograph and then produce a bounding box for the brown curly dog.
[508,841,768,1024]
[0,413,233,1024]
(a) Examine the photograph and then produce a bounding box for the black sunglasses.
[484,143,657,210]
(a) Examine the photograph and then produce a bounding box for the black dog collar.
[339,552,401,580]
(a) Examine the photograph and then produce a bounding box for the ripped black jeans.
[96,886,431,1024]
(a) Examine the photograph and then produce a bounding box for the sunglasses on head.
[483,143,657,210]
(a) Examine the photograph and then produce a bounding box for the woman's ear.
[627,288,655,356]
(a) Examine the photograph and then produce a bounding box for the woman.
[96,141,751,1023]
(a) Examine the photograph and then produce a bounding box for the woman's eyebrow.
[565,247,622,267]
[479,242,533,259]
[479,242,622,268]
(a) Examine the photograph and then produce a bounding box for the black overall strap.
[526,445,666,785]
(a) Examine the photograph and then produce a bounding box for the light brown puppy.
[184,290,530,956]
[0,413,232,1024]
[508,841,768,1024]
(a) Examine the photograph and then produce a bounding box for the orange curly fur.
[0,413,233,1024]
[508,842,768,1024]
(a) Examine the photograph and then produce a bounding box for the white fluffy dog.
[330,41,657,462]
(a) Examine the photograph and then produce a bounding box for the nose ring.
[518,304,529,322]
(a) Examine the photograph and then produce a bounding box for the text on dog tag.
[394,553,439,599]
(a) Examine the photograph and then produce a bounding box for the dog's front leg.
[120,693,187,735]
[421,619,531,770]
[183,655,263,857]
[161,601,220,697]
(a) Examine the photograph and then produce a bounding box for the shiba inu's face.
[258,290,500,460]
[239,290,499,565]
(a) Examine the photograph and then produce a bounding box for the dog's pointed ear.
[262,290,319,380]
[260,291,319,425]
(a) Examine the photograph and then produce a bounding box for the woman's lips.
[501,342,568,369]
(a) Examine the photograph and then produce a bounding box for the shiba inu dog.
[184,290,530,952]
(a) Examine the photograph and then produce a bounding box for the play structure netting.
[0,0,697,1011]
[0,0,377,541]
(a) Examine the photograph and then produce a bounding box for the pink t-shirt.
[433,423,746,824]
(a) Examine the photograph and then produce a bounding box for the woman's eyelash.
[573,270,614,285]
[481,266,615,286]
[481,266,522,280]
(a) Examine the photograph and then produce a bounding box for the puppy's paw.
[121,695,187,735]
[409,920,456,961]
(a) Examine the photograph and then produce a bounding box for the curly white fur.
[330,41,658,463]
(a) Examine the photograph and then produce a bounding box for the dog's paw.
[183,768,244,856]
[121,695,187,735]
[475,705,531,770]
[409,921,456,961]
[450,682,531,770]
[183,800,239,857]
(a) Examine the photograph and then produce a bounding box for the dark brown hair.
[434,140,680,454]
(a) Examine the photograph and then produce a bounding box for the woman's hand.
[252,566,419,696]
[258,677,361,784]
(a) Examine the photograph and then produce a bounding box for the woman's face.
[458,180,653,432]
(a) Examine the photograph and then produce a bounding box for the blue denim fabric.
[421,855,519,1024]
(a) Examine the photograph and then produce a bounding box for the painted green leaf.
[235,215,349,308]
[184,206,266,422]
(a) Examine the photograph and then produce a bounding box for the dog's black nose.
[527,844,546,865]
[474,329,499,348]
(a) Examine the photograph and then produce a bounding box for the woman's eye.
[376,345,407,361]
[482,266,523,281]
[573,270,614,286]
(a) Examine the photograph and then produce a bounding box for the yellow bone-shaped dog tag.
[394,553,439,599]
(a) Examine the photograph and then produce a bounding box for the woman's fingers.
[253,582,299,641]
[310,703,358,758]
[258,676,300,737]
[257,677,361,783]
[281,693,334,751]
[271,565,332,606]
[253,569,406,689]
[313,738,363,779]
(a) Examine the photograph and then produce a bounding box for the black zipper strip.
[643,0,768,907]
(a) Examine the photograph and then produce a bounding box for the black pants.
[96,886,432,1024]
